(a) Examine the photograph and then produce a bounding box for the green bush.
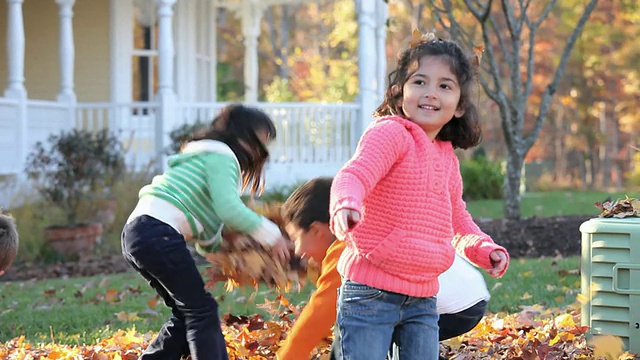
[460,153,503,201]
[25,129,125,227]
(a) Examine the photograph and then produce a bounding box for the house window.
[132,2,159,103]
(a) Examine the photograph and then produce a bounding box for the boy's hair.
[281,177,332,231]
[374,38,482,150]
[0,213,19,272]
[190,104,277,195]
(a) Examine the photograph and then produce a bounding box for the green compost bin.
[580,217,640,355]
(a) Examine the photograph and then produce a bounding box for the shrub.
[460,153,503,201]
[25,129,125,227]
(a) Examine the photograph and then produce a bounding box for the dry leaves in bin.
[203,202,320,292]
[595,195,640,218]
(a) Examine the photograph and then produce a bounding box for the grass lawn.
[0,190,596,345]
[466,190,632,218]
[0,256,581,345]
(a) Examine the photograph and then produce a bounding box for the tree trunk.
[504,151,524,220]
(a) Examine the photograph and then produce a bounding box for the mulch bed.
[1,215,596,282]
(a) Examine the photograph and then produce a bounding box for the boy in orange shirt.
[276,177,492,360]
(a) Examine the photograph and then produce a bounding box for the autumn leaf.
[104,289,119,303]
[590,335,624,359]
[114,311,140,322]
[576,293,590,305]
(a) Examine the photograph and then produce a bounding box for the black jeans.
[329,300,487,359]
[122,215,228,360]
[438,300,487,341]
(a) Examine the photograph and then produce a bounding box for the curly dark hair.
[190,104,276,194]
[374,39,482,149]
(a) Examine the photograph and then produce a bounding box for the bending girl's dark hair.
[189,104,276,194]
[375,39,482,149]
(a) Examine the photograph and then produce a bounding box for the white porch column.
[240,0,264,103]
[155,0,177,171]
[4,0,26,98]
[55,0,77,103]
[355,0,377,137]
[175,0,196,103]
[209,1,218,102]
[4,0,28,174]
[374,0,388,105]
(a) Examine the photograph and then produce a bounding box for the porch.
[0,0,389,207]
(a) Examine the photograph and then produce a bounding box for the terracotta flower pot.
[44,223,103,258]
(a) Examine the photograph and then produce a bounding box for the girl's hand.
[270,237,291,265]
[333,209,361,240]
[488,250,508,278]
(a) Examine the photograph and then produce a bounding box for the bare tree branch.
[479,0,492,21]
[462,0,490,20]
[487,15,511,75]
[497,1,525,135]
[534,0,558,27]
[523,17,536,99]
[500,0,519,39]
[523,0,600,151]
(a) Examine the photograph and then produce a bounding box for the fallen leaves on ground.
[1,301,637,359]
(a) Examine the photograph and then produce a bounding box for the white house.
[0,0,389,207]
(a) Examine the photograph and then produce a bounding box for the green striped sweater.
[138,140,281,253]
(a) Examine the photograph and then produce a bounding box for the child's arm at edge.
[449,155,509,276]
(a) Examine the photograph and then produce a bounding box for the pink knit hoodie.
[330,115,509,298]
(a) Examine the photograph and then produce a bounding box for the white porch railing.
[76,102,160,170]
[27,100,74,150]
[0,98,20,174]
[0,100,359,196]
[75,103,360,187]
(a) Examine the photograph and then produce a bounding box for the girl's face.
[401,56,465,140]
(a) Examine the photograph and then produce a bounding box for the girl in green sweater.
[121,104,289,360]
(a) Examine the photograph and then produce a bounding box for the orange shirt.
[276,240,346,360]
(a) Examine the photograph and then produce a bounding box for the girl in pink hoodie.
[329,34,509,360]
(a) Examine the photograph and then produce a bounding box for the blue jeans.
[121,215,228,360]
[336,279,439,360]
[331,299,488,359]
